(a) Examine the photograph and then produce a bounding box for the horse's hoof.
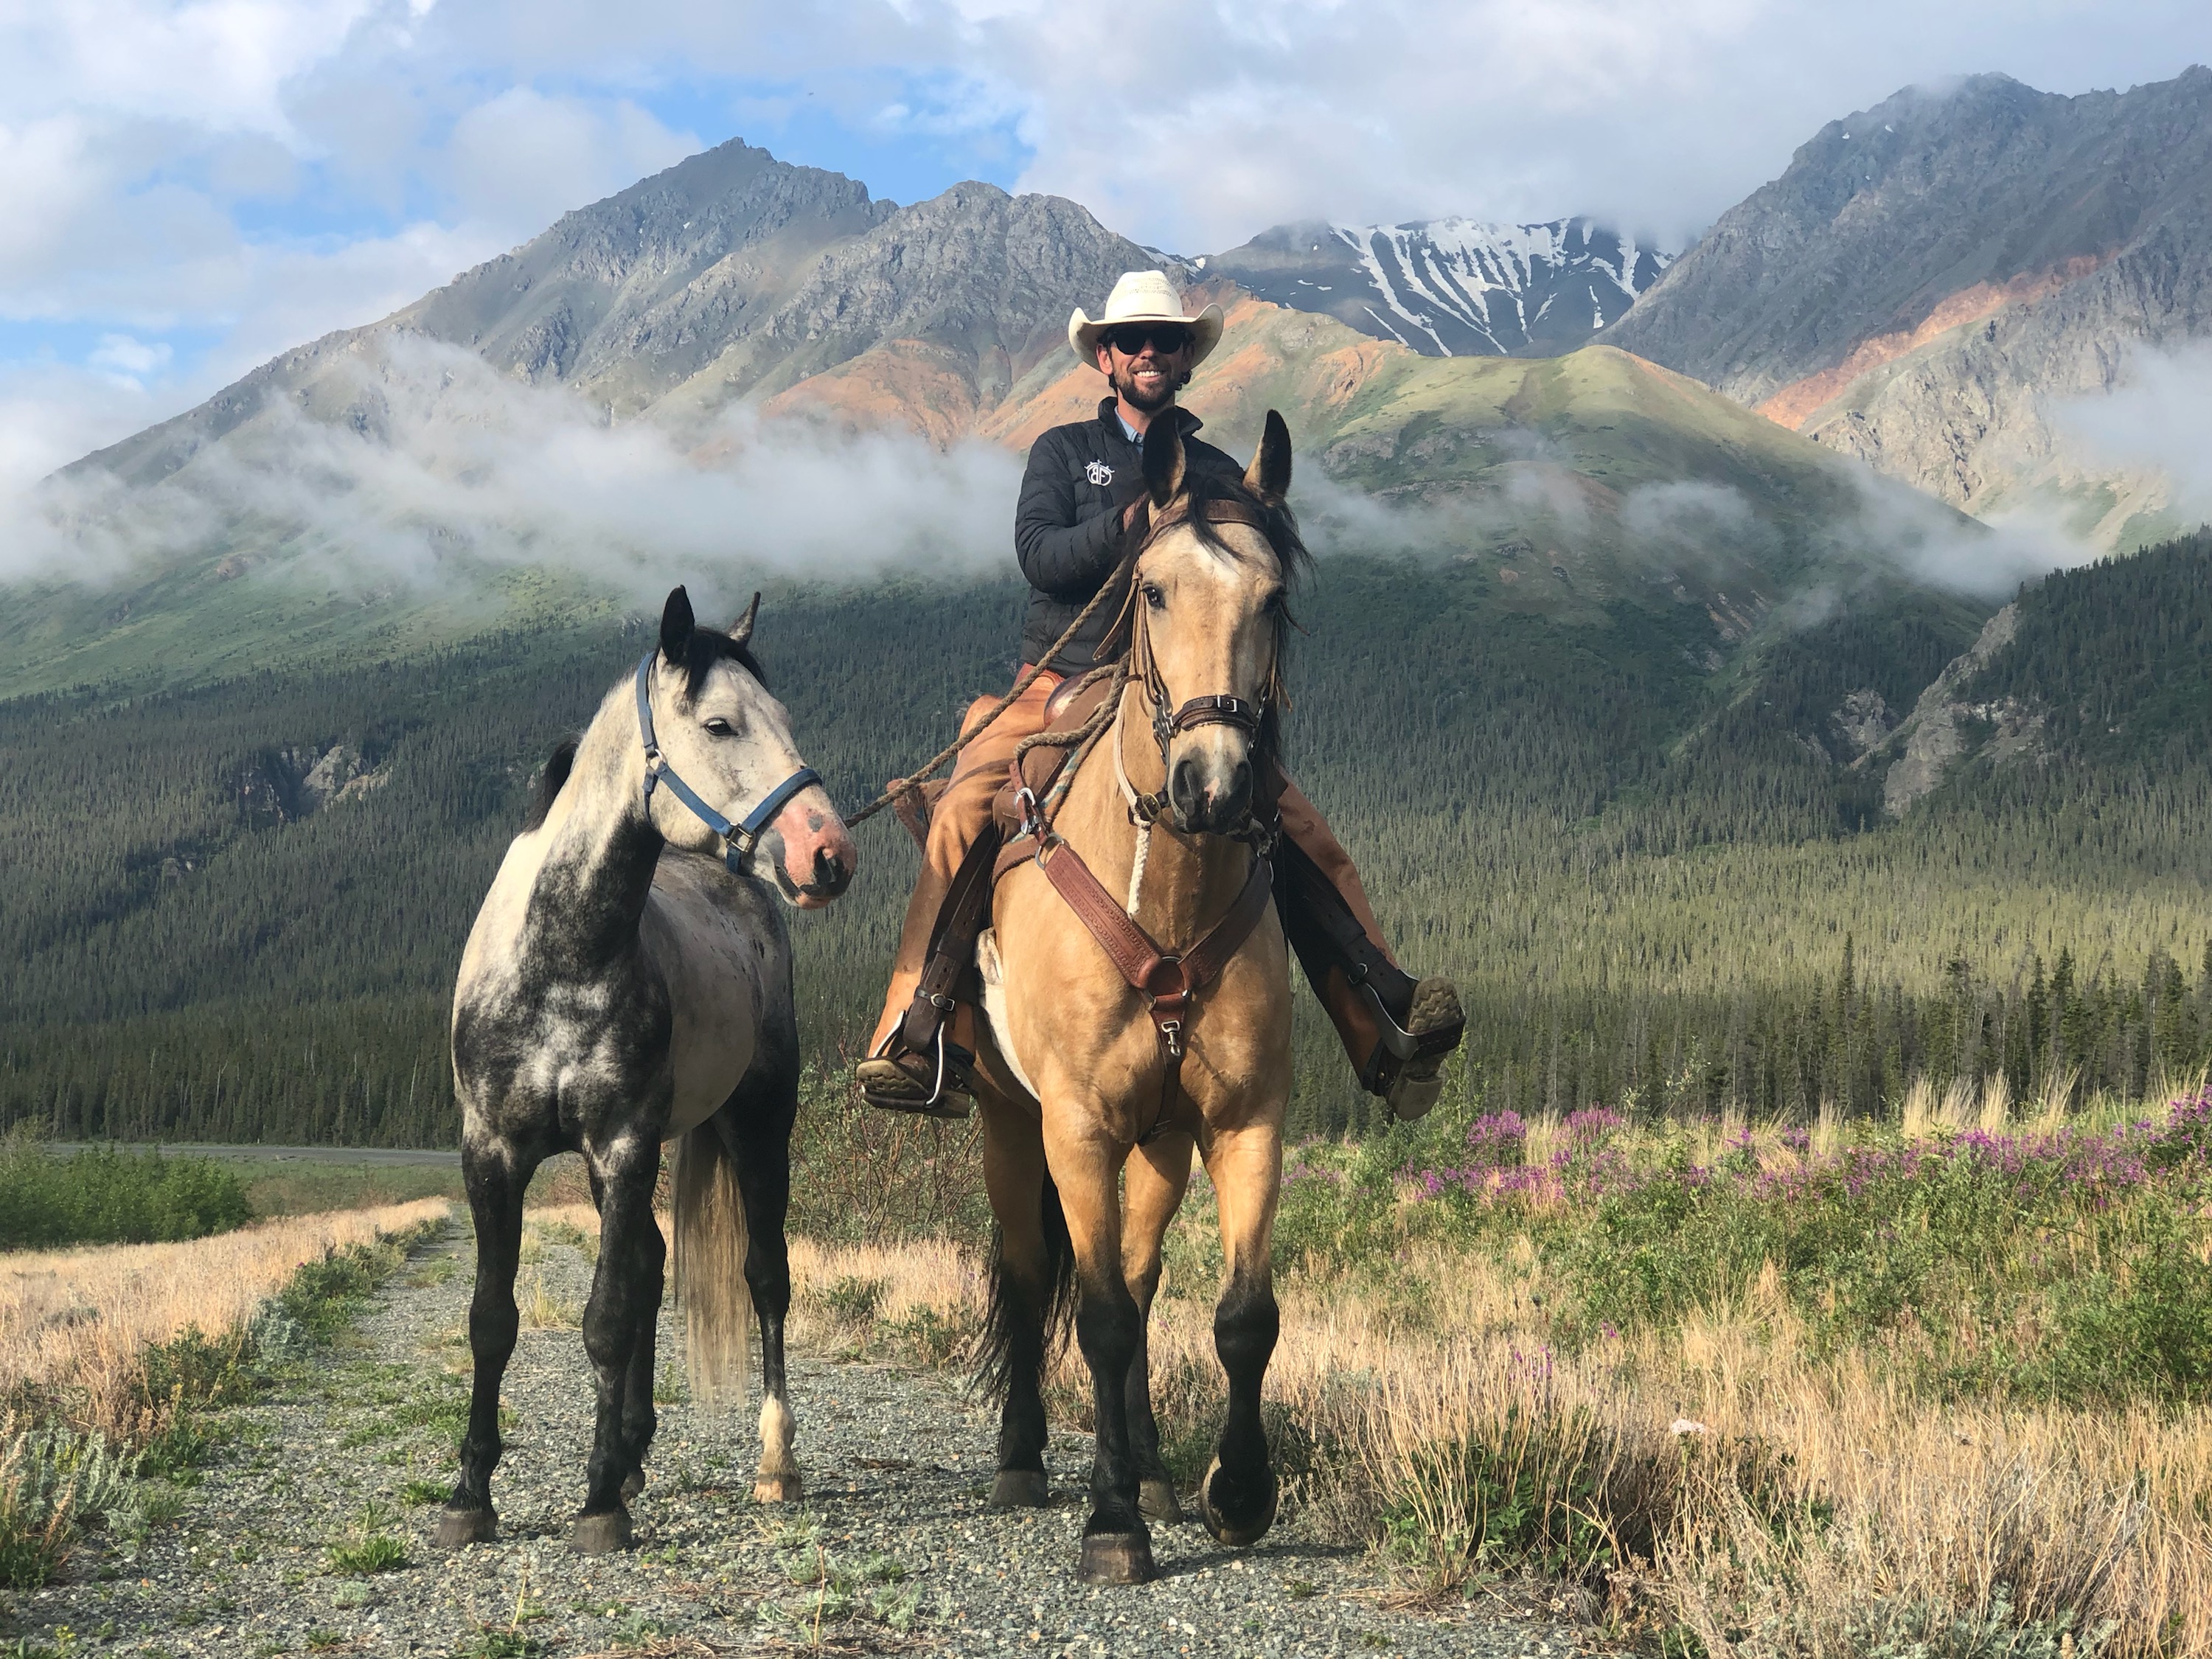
[752,1472,804,1505]
[1077,1530,1155,1585]
[1197,1455,1278,1546]
[1138,1477,1185,1523]
[619,1470,646,1503]
[434,1506,496,1548]
[566,1509,633,1554]
[990,1470,1049,1509]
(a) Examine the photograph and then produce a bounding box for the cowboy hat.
[1068,270,1224,366]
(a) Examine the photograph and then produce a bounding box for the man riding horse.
[855,270,1465,1119]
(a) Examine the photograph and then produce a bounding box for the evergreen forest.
[2,535,2208,1145]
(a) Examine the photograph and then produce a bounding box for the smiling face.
[1096,330,1195,415]
[646,591,857,909]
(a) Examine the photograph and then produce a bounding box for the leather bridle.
[633,653,821,877]
[1120,495,1280,835]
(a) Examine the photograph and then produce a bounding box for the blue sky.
[1,0,2205,493]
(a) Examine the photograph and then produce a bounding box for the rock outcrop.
[1877,603,2049,813]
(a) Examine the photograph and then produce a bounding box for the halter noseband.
[633,653,821,877]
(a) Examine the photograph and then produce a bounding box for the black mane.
[1179,463,1312,586]
[523,735,578,832]
[680,627,768,701]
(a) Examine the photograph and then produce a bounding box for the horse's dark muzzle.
[1169,756,1253,837]
[801,846,852,900]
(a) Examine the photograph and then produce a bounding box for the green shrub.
[0,1134,251,1251]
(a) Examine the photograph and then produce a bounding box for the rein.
[633,654,821,877]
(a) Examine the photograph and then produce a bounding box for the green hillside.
[4,538,2206,1146]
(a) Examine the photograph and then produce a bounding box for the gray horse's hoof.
[753,1472,804,1504]
[1138,1477,1185,1523]
[1078,1529,1155,1585]
[620,1470,646,1503]
[990,1470,1049,1509]
[1197,1455,1277,1546]
[566,1509,633,1554]
[434,1506,496,1547]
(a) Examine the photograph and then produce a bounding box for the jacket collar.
[1096,397,1202,448]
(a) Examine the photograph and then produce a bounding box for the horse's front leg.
[439,1138,536,1545]
[1123,1128,1195,1524]
[571,1136,663,1553]
[1046,1121,1154,1585]
[979,1103,1060,1509]
[1197,1120,1282,1546]
[720,1106,801,1503]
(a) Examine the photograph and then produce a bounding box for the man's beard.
[1114,357,1181,413]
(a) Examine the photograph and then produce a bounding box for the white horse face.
[647,588,858,909]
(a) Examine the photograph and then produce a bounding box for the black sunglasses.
[1104,323,1193,356]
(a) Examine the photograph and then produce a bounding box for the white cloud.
[88,333,174,381]
[2058,340,2212,521]
[445,88,698,238]
[9,336,1023,598]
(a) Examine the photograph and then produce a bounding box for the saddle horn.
[731,591,762,648]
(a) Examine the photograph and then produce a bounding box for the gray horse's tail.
[672,1124,754,1408]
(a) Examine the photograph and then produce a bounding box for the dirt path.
[24,1220,1588,1658]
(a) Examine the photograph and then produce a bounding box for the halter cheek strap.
[634,654,822,877]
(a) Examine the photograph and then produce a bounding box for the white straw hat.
[1068,271,1224,366]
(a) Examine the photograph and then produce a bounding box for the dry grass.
[0,1199,449,1437]
[760,1209,2211,1657]
[496,1143,2212,1651]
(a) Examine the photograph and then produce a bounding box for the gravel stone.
[16,1224,1590,1656]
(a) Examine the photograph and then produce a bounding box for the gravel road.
[18,1220,1593,1658]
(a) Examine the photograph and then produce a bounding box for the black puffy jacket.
[1013,397,1240,672]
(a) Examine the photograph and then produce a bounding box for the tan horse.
[972,411,1301,1585]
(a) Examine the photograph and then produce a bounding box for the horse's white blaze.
[976,928,1041,1102]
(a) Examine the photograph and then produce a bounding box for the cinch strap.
[634,653,821,876]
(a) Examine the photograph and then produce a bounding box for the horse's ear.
[1245,409,1293,504]
[659,586,695,664]
[1142,416,1186,507]
[730,591,762,649]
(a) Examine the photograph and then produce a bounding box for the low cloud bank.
[5,335,1024,608]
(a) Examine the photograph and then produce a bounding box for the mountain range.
[1604,67,2212,550]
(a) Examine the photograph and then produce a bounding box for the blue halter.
[634,653,822,877]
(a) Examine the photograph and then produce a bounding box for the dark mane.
[1180,464,1312,585]
[523,735,578,832]
[680,627,768,701]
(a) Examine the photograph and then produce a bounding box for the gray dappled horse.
[440,588,856,1554]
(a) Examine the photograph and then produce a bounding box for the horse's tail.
[672,1121,753,1409]
[978,1168,1077,1403]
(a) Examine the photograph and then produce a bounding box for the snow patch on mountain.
[1207,218,1677,358]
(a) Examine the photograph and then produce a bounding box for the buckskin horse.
[970,411,1303,1584]
[439,588,856,1554]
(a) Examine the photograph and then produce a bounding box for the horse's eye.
[1142,583,1165,610]
[704,717,734,737]
[1264,588,1287,613]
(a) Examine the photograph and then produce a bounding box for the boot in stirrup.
[1357,975,1467,1122]
[855,1024,976,1120]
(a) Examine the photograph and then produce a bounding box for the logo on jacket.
[1085,460,1113,486]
